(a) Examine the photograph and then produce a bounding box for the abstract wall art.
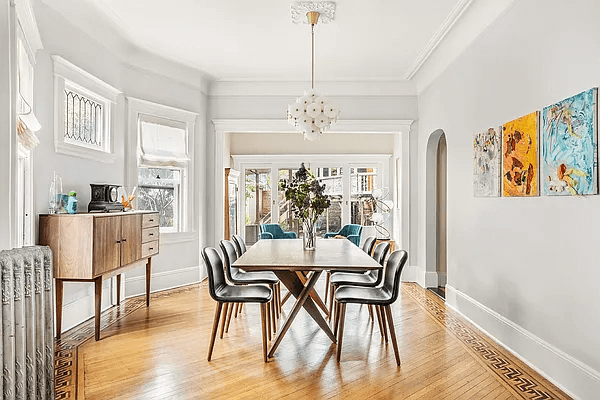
[473,127,501,197]
[542,88,597,196]
[502,112,539,197]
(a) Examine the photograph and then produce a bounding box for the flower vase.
[302,220,317,251]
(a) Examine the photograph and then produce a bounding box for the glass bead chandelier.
[287,11,339,141]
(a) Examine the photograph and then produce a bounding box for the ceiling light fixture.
[287,2,339,141]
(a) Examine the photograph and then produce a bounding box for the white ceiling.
[78,0,465,81]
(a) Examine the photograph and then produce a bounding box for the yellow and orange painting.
[502,111,539,196]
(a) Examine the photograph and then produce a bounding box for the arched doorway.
[425,129,447,299]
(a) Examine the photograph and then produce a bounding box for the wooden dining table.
[233,238,382,358]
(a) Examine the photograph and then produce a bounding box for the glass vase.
[302,220,317,251]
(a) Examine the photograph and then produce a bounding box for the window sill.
[160,231,197,245]
[55,141,115,163]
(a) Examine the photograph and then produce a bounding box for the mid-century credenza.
[39,211,159,340]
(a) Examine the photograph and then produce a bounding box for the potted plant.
[281,163,331,250]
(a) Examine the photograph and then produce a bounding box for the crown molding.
[212,119,413,134]
[404,0,475,80]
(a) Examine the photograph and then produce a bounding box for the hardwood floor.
[55,280,571,399]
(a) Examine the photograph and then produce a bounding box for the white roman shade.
[139,114,189,166]
[17,32,40,150]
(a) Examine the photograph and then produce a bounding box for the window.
[52,55,120,162]
[128,98,197,235]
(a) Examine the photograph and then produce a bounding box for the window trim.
[52,55,120,163]
[127,97,197,236]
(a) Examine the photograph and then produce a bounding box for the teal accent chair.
[260,224,297,239]
[323,224,363,246]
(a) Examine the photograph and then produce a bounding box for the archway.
[425,129,447,298]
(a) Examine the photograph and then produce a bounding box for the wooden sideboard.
[39,211,159,340]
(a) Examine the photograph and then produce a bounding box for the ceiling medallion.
[291,1,336,24]
[287,6,339,141]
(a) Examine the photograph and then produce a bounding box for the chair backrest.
[232,234,247,255]
[218,240,239,283]
[372,241,391,266]
[201,247,229,302]
[340,224,362,237]
[382,250,409,304]
[361,236,376,256]
[260,223,285,239]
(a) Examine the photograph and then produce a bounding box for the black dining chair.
[329,241,390,339]
[201,247,272,362]
[324,236,377,306]
[233,234,282,320]
[220,240,280,341]
[334,249,408,365]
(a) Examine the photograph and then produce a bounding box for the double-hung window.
[128,98,196,235]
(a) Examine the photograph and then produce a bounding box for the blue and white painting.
[542,88,598,195]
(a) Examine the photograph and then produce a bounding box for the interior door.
[93,216,121,276]
[121,214,142,266]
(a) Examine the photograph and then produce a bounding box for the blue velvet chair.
[323,224,363,246]
[260,223,297,239]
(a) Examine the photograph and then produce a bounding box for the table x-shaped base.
[268,270,336,358]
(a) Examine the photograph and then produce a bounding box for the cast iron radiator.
[0,246,54,400]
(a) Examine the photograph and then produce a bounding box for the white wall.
[32,0,207,332]
[416,0,600,397]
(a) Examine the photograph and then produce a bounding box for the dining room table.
[233,238,383,358]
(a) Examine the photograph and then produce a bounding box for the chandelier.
[287,7,339,141]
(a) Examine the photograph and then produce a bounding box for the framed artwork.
[473,127,501,197]
[502,112,539,197]
[542,88,598,196]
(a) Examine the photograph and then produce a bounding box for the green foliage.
[281,163,331,224]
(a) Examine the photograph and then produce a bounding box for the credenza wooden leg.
[55,279,63,339]
[116,274,121,305]
[146,257,152,307]
[94,277,102,341]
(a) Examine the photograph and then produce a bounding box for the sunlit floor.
[55,279,569,399]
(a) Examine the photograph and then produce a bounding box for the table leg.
[55,279,63,339]
[269,270,336,358]
[295,271,329,317]
[94,277,102,341]
[146,257,152,307]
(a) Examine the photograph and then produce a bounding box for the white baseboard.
[400,264,418,282]
[446,285,600,400]
[124,266,200,298]
[59,280,115,333]
[416,265,438,288]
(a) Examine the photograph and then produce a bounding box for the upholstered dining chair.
[201,247,272,362]
[259,223,297,239]
[324,236,377,307]
[328,241,391,339]
[231,234,247,256]
[334,249,409,365]
[220,240,280,341]
[323,224,363,246]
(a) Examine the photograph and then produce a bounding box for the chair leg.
[260,303,268,363]
[225,302,234,333]
[379,305,389,343]
[208,302,223,361]
[267,299,272,341]
[219,303,229,339]
[333,301,340,338]
[277,283,282,315]
[368,304,374,321]
[269,284,276,330]
[324,271,330,305]
[375,305,385,338]
[234,303,239,318]
[336,303,347,363]
[384,305,401,366]
[328,285,336,321]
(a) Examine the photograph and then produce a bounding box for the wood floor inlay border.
[54,285,196,399]
[401,283,571,400]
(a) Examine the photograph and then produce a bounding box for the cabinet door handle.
[149,247,154,251]
[116,240,121,244]
[122,239,127,242]
[148,219,154,222]
[149,233,154,236]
